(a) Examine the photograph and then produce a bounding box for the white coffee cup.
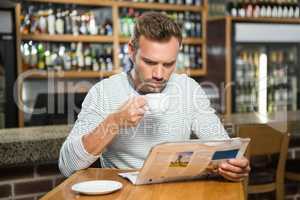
[145,93,169,114]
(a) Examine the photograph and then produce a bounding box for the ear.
[128,40,136,62]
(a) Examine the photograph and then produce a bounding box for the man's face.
[129,36,180,94]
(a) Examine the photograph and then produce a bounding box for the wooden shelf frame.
[21,34,114,43]
[119,36,204,45]
[230,16,300,24]
[177,68,206,76]
[208,16,300,24]
[26,0,203,12]
[24,0,115,7]
[117,1,204,12]
[16,0,208,127]
[24,69,121,79]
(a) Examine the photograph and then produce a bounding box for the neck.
[130,68,141,90]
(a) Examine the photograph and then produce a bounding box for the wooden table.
[41,168,245,200]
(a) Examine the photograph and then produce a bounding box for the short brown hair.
[131,11,182,50]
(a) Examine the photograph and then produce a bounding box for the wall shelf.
[21,34,114,43]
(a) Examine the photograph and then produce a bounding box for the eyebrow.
[141,56,176,65]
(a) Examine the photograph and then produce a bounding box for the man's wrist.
[107,112,120,128]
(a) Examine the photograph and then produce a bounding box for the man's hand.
[218,157,250,182]
[113,96,147,128]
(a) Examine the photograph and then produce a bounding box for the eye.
[163,62,175,68]
[144,60,157,65]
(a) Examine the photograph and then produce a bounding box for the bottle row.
[20,41,204,72]
[20,4,202,38]
[227,0,300,18]
[119,8,202,38]
[234,48,298,113]
[267,49,298,112]
[235,82,258,113]
[119,0,202,6]
[230,0,298,6]
[21,41,114,72]
[21,5,113,36]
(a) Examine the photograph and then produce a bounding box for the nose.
[152,65,164,81]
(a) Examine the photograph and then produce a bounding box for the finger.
[133,96,147,108]
[218,168,248,182]
[228,158,249,169]
[220,162,246,174]
[138,96,147,107]
[219,167,249,178]
[219,171,244,182]
[136,108,146,116]
[143,105,150,111]
[132,116,144,126]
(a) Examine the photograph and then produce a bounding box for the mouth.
[148,82,165,88]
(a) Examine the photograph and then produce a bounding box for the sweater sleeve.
[58,82,107,177]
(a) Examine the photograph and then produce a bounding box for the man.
[59,12,250,181]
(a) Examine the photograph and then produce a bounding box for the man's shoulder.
[171,73,199,88]
[94,72,126,87]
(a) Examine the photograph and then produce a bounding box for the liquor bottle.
[294,6,300,18]
[194,0,201,6]
[104,19,113,35]
[178,12,186,37]
[64,6,72,34]
[195,46,202,68]
[64,46,72,71]
[79,13,88,35]
[183,45,190,68]
[47,7,56,35]
[271,4,278,17]
[29,6,38,34]
[195,14,201,37]
[88,12,98,35]
[84,45,92,70]
[128,8,135,36]
[176,0,183,5]
[55,44,65,71]
[70,6,79,35]
[76,43,84,71]
[185,0,193,5]
[120,8,129,36]
[277,4,283,18]
[29,43,38,68]
[230,1,238,17]
[20,7,31,34]
[21,42,31,69]
[38,5,47,34]
[190,46,196,68]
[92,48,100,71]
[70,42,78,70]
[253,4,260,18]
[260,5,267,17]
[44,43,52,69]
[246,2,253,17]
[237,0,246,17]
[184,12,192,37]
[266,5,272,17]
[55,9,64,34]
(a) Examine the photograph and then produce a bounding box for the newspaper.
[119,137,250,185]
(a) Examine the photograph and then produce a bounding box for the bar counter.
[1,111,299,167]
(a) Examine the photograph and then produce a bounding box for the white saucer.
[71,180,123,195]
